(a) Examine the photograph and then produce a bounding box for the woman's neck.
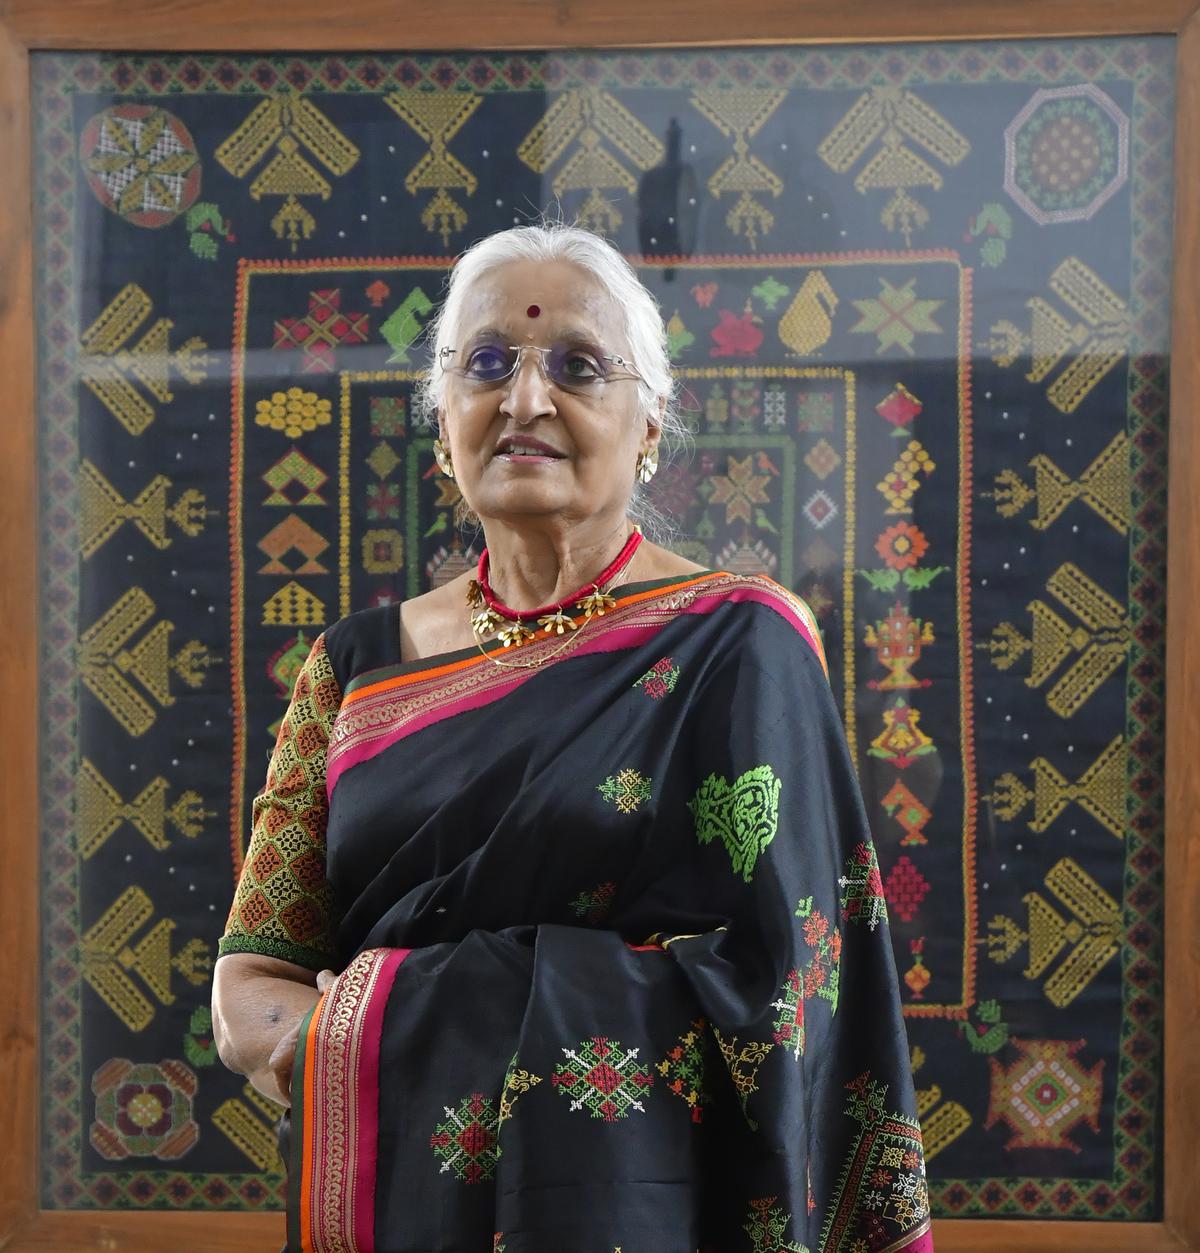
[480,516,638,613]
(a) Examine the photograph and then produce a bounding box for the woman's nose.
[499,351,557,424]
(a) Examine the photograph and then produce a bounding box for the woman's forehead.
[458,259,620,340]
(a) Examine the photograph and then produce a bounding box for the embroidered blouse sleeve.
[218,633,342,971]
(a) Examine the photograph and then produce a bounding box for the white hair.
[414,222,690,538]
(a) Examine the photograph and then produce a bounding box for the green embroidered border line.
[216,932,332,972]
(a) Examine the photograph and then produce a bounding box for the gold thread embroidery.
[310,950,390,1252]
[984,257,1129,414]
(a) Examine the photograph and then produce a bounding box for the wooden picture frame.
[0,1,1196,1249]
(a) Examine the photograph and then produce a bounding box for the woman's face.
[438,258,660,531]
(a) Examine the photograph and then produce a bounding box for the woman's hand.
[212,954,336,1107]
[264,968,338,1103]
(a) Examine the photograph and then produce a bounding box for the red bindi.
[526,304,541,318]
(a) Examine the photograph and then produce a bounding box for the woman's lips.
[493,439,566,463]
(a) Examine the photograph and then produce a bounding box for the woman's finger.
[265,1013,309,1103]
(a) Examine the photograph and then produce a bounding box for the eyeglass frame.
[438,342,643,394]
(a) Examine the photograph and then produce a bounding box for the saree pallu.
[220,571,933,1253]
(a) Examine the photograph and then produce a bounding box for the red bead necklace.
[466,528,644,657]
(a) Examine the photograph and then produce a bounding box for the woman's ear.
[642,397,666,449]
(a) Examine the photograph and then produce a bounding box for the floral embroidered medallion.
[90,1058,199,1160]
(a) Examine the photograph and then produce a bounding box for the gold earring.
[635,446,659,484]
[433,437,455,480]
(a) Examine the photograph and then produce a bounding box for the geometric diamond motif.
[552,1036,653,1122]
[369,394,406,436]
[985,1038,1104,1152]
[883,854,931,922]
[803,489,838,530]
[366,441,402,479]
[262,448,328,506]
[429,1091,500,1184]
[875,381,923,430]
[880,780,932,846]
[804,438,842,480]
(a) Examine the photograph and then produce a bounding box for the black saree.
[219,570,932,1253]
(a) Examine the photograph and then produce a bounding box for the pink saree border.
[299,946,411,1253]
[326,572,826,795]
[882,1219,935,1253]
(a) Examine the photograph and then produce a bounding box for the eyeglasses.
[439,342,642,395]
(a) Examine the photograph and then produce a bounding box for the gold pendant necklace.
[466,530,642,670]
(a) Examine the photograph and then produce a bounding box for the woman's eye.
[561,352,602,379]
[465,347,511,377]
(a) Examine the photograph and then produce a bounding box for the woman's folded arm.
[212,952,325,1105]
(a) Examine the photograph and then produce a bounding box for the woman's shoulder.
[315,578,479,687]
[693,570,827,674]
[320,602,403,686]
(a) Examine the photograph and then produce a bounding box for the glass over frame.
[31,35,1173,1224]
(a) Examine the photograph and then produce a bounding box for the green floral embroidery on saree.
[688,764,782,882]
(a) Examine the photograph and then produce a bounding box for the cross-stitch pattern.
[32,36,1172,1219]
[429,1092,502,1185]
[551,1036,654,1123]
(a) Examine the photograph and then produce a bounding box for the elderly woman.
[213,224,931,1253]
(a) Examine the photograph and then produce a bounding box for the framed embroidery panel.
[1,2,1197,1251]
